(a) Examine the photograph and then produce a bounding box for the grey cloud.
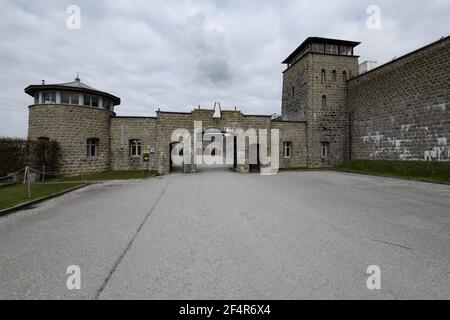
[0,0,449,137]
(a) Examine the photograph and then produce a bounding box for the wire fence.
[0,165,66,199]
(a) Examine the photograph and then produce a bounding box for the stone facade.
[26,36,450,176]
[348,37,450,161]
[28,104,113,175]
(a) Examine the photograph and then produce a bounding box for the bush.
[0,138,60,177]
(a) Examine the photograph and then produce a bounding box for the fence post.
[25,166,31,199]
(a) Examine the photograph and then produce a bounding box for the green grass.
[0,182,84,210]
[56,170,159,182]
[335,160,450,184]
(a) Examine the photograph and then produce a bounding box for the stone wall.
[281,52,359,167]
[110,117,158,171]
[155,109,306,174]
[28,104,113,175]
[348,37,450,161]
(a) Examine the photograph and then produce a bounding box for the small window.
[311,43,324,53]
[91,96,99,107]
[339,46,352,55]
[283,142,292,158]
[71,93,79,105]
[332,70,337,82]
[87,138,98,157]
[343,71,347,81]
[322,95,327,108]
[321,142,330,159]
[292,86,295,98]
[38,137,50,142]
[83,95,91,106]
[130,139,142,157]
[42,92,56,104]
[61,92,70,104]
[325,44,338,55]
[321,69,326,82]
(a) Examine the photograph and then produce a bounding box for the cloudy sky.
[1,0,449,137]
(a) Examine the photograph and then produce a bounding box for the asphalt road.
[0,170,449,299]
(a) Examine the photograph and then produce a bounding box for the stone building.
[26,36,450,175]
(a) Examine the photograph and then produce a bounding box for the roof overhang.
[24,85,121,106]
[282,37,361,64]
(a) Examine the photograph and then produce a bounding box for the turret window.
[42,92,56,104]
[71,93,79,105]
[87,138,99,157]
[332,70,337,81]
[322,95,327,108]
[343,71,347,81]
[321,70,326,82]
[61,92,70,104]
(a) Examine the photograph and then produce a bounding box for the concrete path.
[0,170,449,299]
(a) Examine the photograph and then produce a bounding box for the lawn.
[57,170,159,182]
[335,160,450,184]
[0,182,84,211]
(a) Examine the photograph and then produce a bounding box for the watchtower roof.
[25,76,121,105]
[282,37,361,64]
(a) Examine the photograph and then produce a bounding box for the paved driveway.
[0,170,449,299]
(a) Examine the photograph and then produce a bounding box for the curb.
[0,184,91,217]
[331,169,450,186]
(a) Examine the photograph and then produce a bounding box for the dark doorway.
[249,144,261,173]
[169,143,184,173]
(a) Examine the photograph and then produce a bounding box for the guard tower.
[25,77,121,175]
[281,37,360,167]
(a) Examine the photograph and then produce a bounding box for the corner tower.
[281,37,360,167]
[25,77,121,175]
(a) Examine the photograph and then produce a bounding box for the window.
[34,93,39,104]
[343,71,347,81]
[283,142,292,158]
[61,92,70,104]
[311,43,324,53]
[292,86,295,98]
[104,100,110,110]
[339,46,352,55]
[38,137,50,142]
[71,93,79,105]
[321,142,330,159]
[42,92,56,103]
[91,96,99,107]
[321,69,326,82]
[86,138,98,157]
[83,94,91,106]
[325,44,338,55]
[322,95,327,108]
[129,139,142,157]
[332,70,337,81]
